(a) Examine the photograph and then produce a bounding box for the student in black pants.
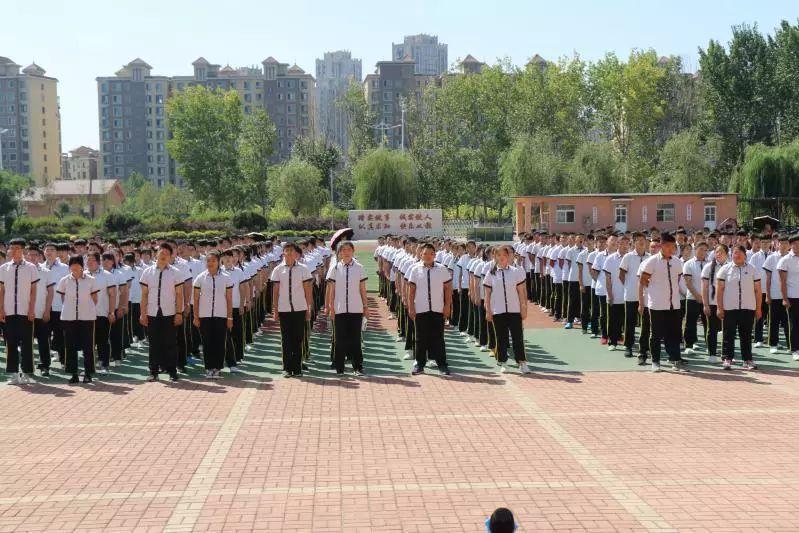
[1,238,40,384]
[326,241,369,376]
[702,245,728,364]
[57,256,98,384]
[271,243,313,377]
[409,243,453,376]
[139,243,184,382]
[193,251,233,379]
[716,245,762,370]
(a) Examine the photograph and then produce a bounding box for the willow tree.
[730,140,799,220]
[352,148,417,209]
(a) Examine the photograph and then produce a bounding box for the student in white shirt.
[619,232,648,357]
[86,252,116,373]
[24,246,55,377]
[576,234,594,334]
[271,243,314,377]
[681,241,708,354]
[716,244,762,370]
[587,235,604,337]
[0,238,40,384]
[193,251,234,378]
[326,241,369,376]
[763,234,790,353]
[592,237,612,344]
[222,249,248,367]
[484,245,530,374]
[124,253,146,347]
[778,235,799,359]
[44,242,70,366]
[702,244,728,363]
[105,252,131,367]
[639,233,685,372]
[602,235,626,350]
[139,243,185,382]
[408,243,452,376]
[748,234,769,347]
[56,255,99,384]
[456,242,476,335]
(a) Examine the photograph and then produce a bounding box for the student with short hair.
[716,244,762,370]
[682,241,708,354]
[271,243,314,377]
[0,238,40,384]
[326,241,369,376]
[778,235,799,360]
[193,250,233,378]
[763,235,790,354]
[619,232,649,358]
[702,244,728,364]
[408,243,452,376]
[56,255,98,384]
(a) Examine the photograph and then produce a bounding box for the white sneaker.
[229,366,242,373]
[707,355,719,364]
[684,347,695,355]
[205,370,213,378]
[770,347,779,354]
[754,342,764,348]
[389,313,396,320]
[19,373,32,384]
[608,345,616,352]
[519,362,531,374]
[793,351,799,361]
[480,346,488,352]
[395,336,404,343]
[7,374,19,385]
[651,363,661,372]
[403,352,414,360]
[245,345,253,352]
[499,363,507,374]
[473,341,481,347]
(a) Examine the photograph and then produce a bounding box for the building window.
[642,205,648,223]
[656,203,675,223]
[592,206,598,224]
[704,204,716,223]
[614,205,627,223]
[686,203,692,222]
[556,205,575,224]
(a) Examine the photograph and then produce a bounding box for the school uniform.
[701,260,726,358]
[592,250,609,339]
[127,264,145,343]
[576,247,592,332]
[749,250,769,344]
[565,246,582,326]
[139,264,183,379]
[716,262,760,363]
[326,260,368,373]
[636,260,652,361]
[109,267,133,363]
[681,256,707,350]
[483,265,526,364]
[586,249,600,336]
[194,270,233,372]
[56,273,98,377]
[1,259,40,376]
[602,251,625,347]
[270,261,312,375]
[33,263,58,371]
[549,246,564,320]
[619,251,649,355]
[447,254,461,326]
[763,252,789,349]
[45,259,69,364]
[224,265,246,365]
[641,253,684,366]
[408,262,451,372]
[88,268,113,370]
[172,258,193,369]
[777,252,799,353]
[400,255,418,351]
[456,254,472,333]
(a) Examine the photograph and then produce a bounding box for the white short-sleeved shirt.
[88,269,114,317]
[457,254,472,288]
[749,250,768,294]
[173,258,193,285]
[56,273,98,321]
[763,252,787,300]
[777,252,799,299]
[640,253,682,311]
[224,266,246,308]
[0,260,40,316]
[619,252,649,302]
[326,260,367,314]
[701,260,727,306]
[407,263,451,314]
[682,257,707,300]
[111,267,134,310]
[586,250,598,288]
[592,251,608,296]
[549,246,563,283]
[139,264,184,316]
[565,246,581,282]
[270,262,312,313]
[716,262,760,311]
[478,260,492,299]
[128,265,144,304]
[193,270,233,318]
[602,252,626,305]
[483,265,526,315]
[45,260,69,312]
[33,264,57,319]
[576,248,591,287]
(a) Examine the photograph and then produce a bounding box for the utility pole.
[400,100,407,152]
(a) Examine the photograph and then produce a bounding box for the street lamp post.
[0,128,8,171]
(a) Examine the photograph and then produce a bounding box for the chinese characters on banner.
[348,209,443,239]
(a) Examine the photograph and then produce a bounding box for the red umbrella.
[329,227,354,250]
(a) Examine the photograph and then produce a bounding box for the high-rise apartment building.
[391,34,448,76]
[0,56,62,186]
[315,51,362,155]
[97,57,315,185]
[61,146,99,181]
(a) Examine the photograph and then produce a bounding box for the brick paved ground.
[1,293,799,531]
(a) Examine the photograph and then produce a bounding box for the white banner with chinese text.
[348,209,443,239]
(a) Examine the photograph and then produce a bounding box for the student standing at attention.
[271,243,314,377]
[408,243,452,376]
[326,241,369,376]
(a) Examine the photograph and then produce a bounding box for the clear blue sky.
[3,0,794,151]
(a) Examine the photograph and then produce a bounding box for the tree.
[730,140,799,220]
[655,127,723,192]
[567,141,623,193]
[0,170,33,231]
[158,184,194,218]
[56,202,71,219]
[352,148,417,209]
[292,136,340,196]
[772,20,799,143]
[500,132,567,197]
[337,79,376,164]
[166,85,243,209]
[269,159,327,217]
[238,109,276,216]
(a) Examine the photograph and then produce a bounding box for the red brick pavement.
[2,344,799,530]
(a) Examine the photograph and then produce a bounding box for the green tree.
[291,136,340,196]
[655,127,723,192]
[352,148,417,209]
[337,79,376,164]
[0,170,33,231]
[158,184,194,218]
[166,85,243,209]
[730,140,799,219]
[567,141,623,193]
[500,132,567,197]
[269,159,326,217]
[772,20,799,143]
[238,109,276,216]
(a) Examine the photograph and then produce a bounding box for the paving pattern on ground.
[1,254,799,531]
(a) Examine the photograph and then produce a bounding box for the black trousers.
[452,289,461,326]
[532,273,541,304]
[754,294,768,343]
[623,301,639,351]
[705,305,721,357]
[94,316,111,368]
[552,282,563,320]
[50,310,64,363]
[414,311,446,369]
[649,308,682,364]
[789,299,799,352]
[683,299,706,348]
[768,299,789,347]
[639,306,651,356]
[607,302,625,345]
[230,308,244,362]
[148,313,177,377]
[493,312,525,363]
[176,317,189,369]
[4,315,34,374]
[63,320,95,376]
[566,281,580,324]
[526,272,533,301]
[334,313,363,372]
[478,300,488,347]
[110,313,124,362]
[279,311,307,374]
[189,307,201,357]
[129,302,145,341]
[597,295,608,338]
[388,281,397,313]
[200,317,227,371]
[580,287,591,331]
[590,289,600,335]
[722,309,755,361]
[34,318,51,369]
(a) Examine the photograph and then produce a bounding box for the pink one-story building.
[513,193,738,235]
